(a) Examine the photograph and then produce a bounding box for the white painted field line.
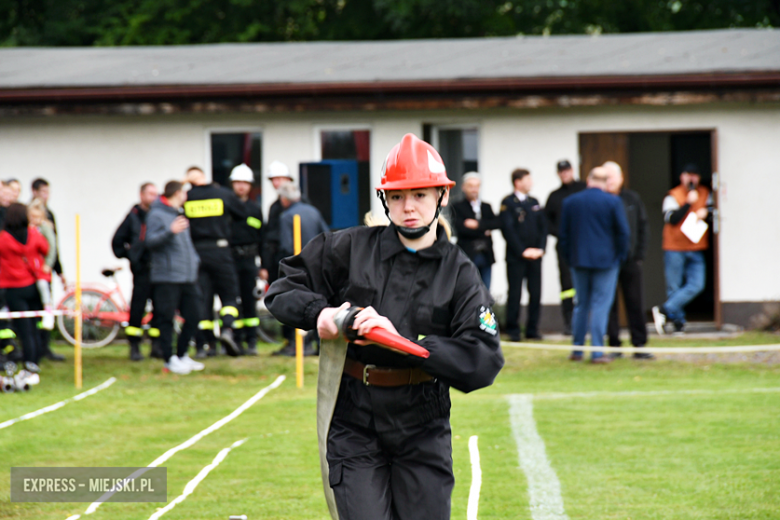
[502,341,780,354]
[532,386,780,401]
[66,375,285,519]
[0,377,116,431]
[148,438,247,520]
[467,435,482,520]
[507,395,569,520]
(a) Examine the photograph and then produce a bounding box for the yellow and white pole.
[74,214,82,389]
[293,214,303,389]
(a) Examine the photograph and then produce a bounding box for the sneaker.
[179,354,205,372]
[652,306,667,335]
[164,355,191,375]
[24,361,40,373]
[41,307,55,331]
[194,347,208,359]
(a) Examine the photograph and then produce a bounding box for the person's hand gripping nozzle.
[332,306,430,358]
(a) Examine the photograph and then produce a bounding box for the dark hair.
[682,163,700,175]
[140,182,155,193]
[4,203,29,229]
[186,166,203,174]
[31,178,49,191]
[5,178,19,184]
[511,168,530,184]
[164,181,183,198]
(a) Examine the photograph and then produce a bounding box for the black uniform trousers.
[233,252,258,345]
[327,415,453,520]
[127,268,160,343]
[0,289,19,361]
[153,282,200,360]
[4,284,42,364]
[505,258,542,338]
[556,244,575,331]
[195,246,240,338]
[607,259,648,347]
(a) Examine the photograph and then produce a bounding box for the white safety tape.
[70,375,285,518]
[467,435,482,520]
[531,386,780,401]
[502,341,780,354]
[0,309,71,319]
[148,439,247,520]
[0,377,116,431]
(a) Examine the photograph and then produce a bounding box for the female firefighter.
[265,133,504,520]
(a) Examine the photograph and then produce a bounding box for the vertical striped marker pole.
[74,214,82,389]
[293,214,303,389]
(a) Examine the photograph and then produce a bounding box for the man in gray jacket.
[275,182,329,356]
[145,181,203,375]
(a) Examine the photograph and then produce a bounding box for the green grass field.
[2,333,779,520]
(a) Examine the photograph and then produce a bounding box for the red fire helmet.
[377,133,455,191]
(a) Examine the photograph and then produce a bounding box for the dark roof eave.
[1,72,779,103]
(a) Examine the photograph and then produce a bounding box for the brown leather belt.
[344,358,434,387]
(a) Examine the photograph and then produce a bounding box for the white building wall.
[1,103,778,307]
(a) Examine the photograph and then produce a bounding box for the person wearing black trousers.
[144,181,203,375]
[228,164,264,356]
[500,168,548,342]
[603,162,654,359]
[184,166,247,357]
[544,160,586,335]
[111,182,162,360]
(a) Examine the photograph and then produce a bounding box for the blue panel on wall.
[299,160,360,230]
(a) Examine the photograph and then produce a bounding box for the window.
[210,132,262,202]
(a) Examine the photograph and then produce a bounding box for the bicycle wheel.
[57,290,121,348]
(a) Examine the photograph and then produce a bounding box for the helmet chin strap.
[377,189,446,241]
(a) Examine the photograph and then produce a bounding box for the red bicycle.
[56,267,164,348]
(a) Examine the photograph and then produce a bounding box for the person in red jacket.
[0,203,49,374]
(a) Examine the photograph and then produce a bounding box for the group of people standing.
[112,161,328,374]
[451,159,711,361]
[0,178,67,387]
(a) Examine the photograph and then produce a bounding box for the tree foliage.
[1,0,779,47]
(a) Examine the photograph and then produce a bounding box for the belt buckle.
[362,364,376,386]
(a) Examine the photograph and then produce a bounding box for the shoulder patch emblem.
[478,306,498,336]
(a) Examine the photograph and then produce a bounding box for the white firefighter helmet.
[267,160,293,180]
[229,163,254,183]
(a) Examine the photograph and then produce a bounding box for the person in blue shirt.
[559,166,630,363]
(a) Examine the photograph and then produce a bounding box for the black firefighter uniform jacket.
[265,223,504,518]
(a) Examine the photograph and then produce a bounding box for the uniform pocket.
[414,304,452,336]
[340,283,376,308]
[328,461,343,488]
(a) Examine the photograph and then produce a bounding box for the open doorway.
[579,130,718,325]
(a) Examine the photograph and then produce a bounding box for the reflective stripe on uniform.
[147,328,160,338]
[220,306,239,318]
[243,317,260,327]
[560,288,576,300]
[2,344,15,354]
[247,216,262,229]
[198,320,214,330]
[125,326,144,337]
[0,329,16,339]
[233,321,244,329]
[184,199,224,218]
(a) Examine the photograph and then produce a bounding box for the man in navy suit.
[559,167,630,363]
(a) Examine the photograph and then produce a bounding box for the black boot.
[149,339,164,359]
[129,341,144,361]
[219,328,243,357]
